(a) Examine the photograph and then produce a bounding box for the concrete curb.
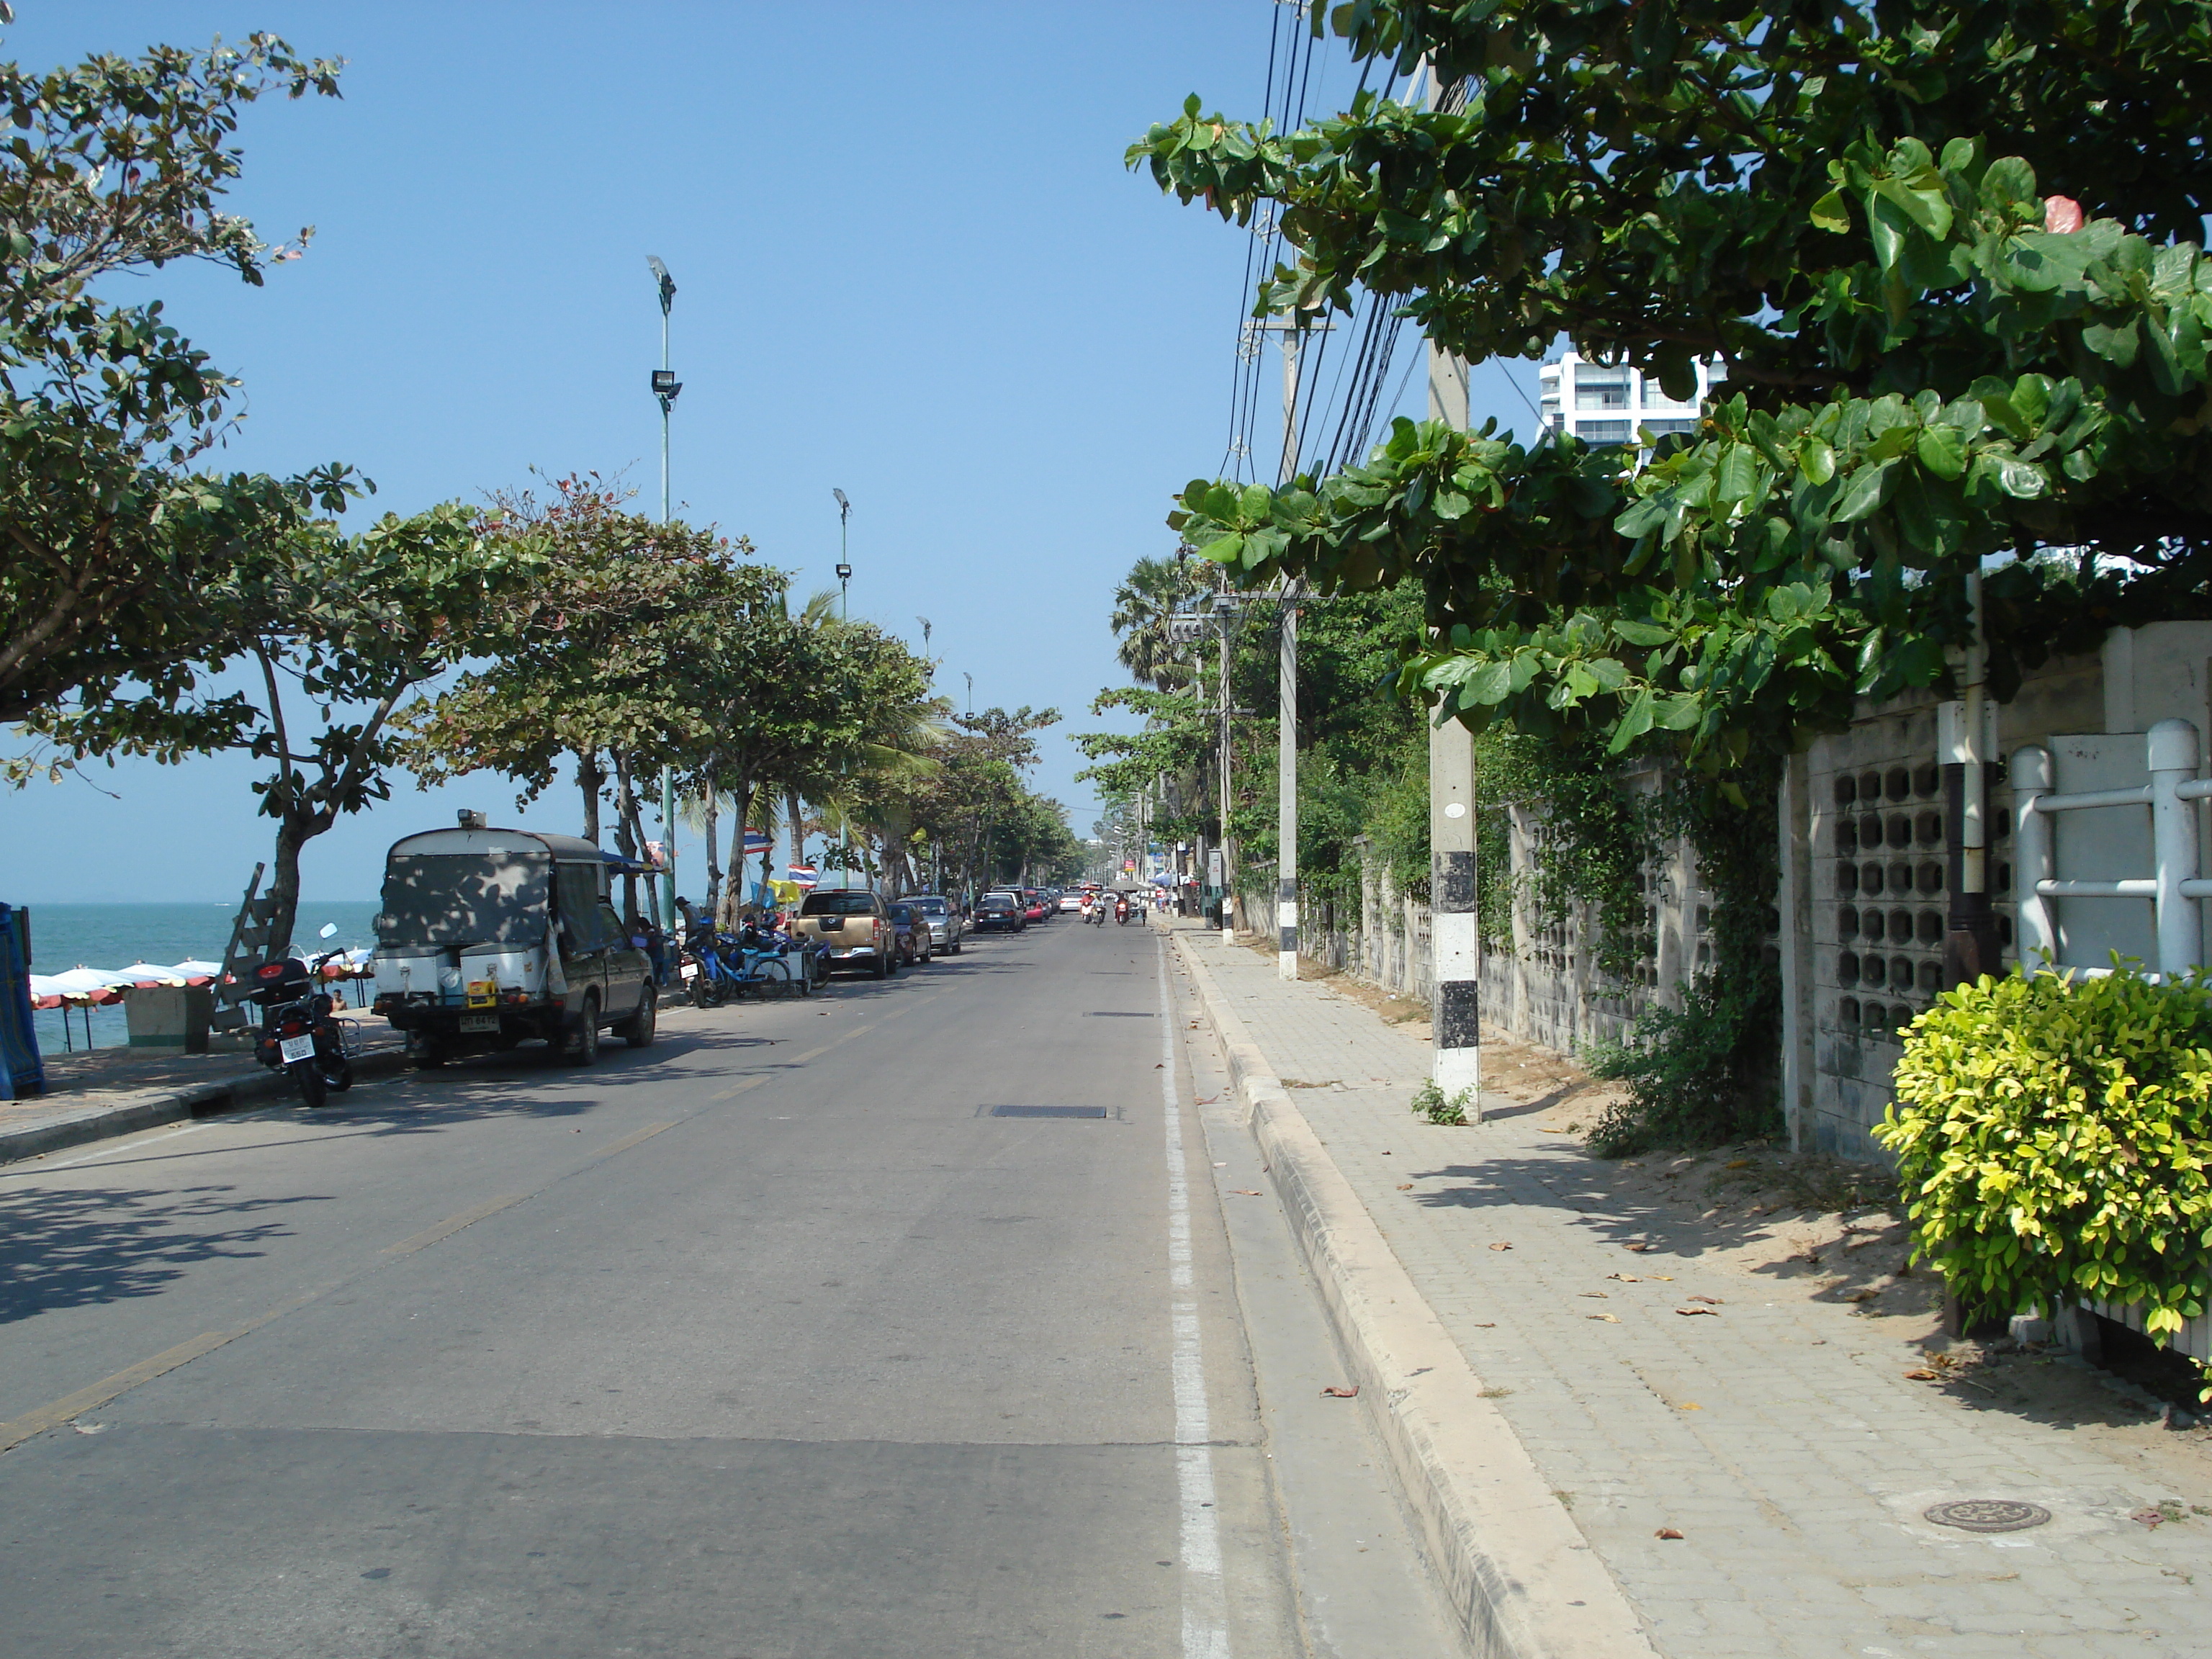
[0,1048,411,1167]
[1170,933,1658,1659]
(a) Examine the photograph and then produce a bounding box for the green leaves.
[1883,965,2212,1345]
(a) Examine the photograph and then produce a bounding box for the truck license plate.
[279,1035,318,1065]
[459,1014,500,1033]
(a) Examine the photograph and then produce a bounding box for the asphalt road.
[0,917,1461,1658]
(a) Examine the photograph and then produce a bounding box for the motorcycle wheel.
[688,973,710,1009]
[292,1058,327,1109]
[318,1051,354,1094]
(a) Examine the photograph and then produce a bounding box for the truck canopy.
[377,827,604,950]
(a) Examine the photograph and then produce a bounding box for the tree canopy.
[1136,0,2212,765]
[0,29,354,732]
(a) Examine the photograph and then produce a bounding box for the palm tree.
[1110,554,1202,690]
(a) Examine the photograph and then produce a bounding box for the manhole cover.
[990,1105,1108,1119]
[1923,1499,2051,1533]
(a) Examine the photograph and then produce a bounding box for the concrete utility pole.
[1256,316,1329,979]
[1218,588,1236,945]
[647,256,682,934]
[1426,331,1483,1108]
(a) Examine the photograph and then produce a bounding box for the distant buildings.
[1537,351,1725,447]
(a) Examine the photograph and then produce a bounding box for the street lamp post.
[832,487,853,618]
[646,256,683,935]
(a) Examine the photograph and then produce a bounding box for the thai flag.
[787,863,818,888]
[743,830,772,855]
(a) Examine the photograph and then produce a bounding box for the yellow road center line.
[0,1328,236,1452]
[586,1120,676,1161]
[380,1192,530,1257]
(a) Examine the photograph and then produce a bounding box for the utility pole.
[1218,585,1235,945]
[647,256,682,935]
[1423,199,1481,1107]
[1256,317,1328,979]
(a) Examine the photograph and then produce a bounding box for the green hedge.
[1879,965,2212,1355]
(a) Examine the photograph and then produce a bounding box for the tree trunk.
[702,789,721,911]
[577,750,603,843]
[719,780,754,927]
[610,750,642,922]
[265,813,312,961]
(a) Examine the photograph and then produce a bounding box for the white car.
[1058,892,1085,913]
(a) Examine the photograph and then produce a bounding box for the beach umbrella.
[27,974,67,1009]
[119,963,186,986]
[169,960,220,984]
[49,967,129,1001]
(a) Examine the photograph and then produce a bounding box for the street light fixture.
[832,487,853,616]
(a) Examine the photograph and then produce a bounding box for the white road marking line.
[5,1120,210,1174]
[1157,940,1230,1659]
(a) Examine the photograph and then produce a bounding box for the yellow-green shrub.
[1879,965,2212,1344]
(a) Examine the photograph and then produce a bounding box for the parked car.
[369,821,655,1066]
[791,888,898,978]
[885,901,933,966]
[972,891,1025,933]
[1022,893,1048,924]
[902,894,964,955]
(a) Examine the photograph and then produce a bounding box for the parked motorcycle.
[249,923,355,1109]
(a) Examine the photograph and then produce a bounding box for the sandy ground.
[1277,945,2212,1510]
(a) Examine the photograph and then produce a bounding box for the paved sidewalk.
[1174,922,2208,1659]
[0,1014,403,1165]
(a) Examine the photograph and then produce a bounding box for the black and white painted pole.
[1427,326,1481,1108]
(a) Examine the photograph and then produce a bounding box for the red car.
[1022,893,1048,923]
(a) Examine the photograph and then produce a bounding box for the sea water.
[21,899,381,1056]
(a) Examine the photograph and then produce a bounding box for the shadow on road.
[0,1183,334,1322]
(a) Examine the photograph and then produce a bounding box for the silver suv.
[900,894,963,956]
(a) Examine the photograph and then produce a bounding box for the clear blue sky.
[3,2,1537,904]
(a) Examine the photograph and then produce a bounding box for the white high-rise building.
[1537,350,1725,446]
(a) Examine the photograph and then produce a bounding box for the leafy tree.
[1136,0,2212,765]
[0,27,356,732]
[399,477,766,878]
[30,503,528,953]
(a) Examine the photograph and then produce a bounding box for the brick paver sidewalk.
[1179,925,2207,1659]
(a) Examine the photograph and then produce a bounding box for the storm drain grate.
[990,1105,1109,1119]
[1923,1499,2051,1533]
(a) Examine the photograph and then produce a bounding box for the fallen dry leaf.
[1580,1291,1609,1299]
[1624,1243,1654,1253]
[1648,1274,1675,1281]
[1675,1306,1720,1317]
[1678,1403,1701,1411]
[1607,1273,1642,1282]
[1687,1295,1723,1305]
[1396,1183,1414,1191]
[1843,1288,1880,1303]
[1588,1313,1621,1322]
[2131,1508,2166,1528]
[1903,1368,1938,1380]
[1725,1158,1752,1169]
[1230,1189,1262,1197]
[1489,1241,1513,1251]
[1321,1385,1359,1398]
[1655,1527,1684,1540]
[1473,1321,1496,1328]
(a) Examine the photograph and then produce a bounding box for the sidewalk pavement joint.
[1167,920,2210,1659]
